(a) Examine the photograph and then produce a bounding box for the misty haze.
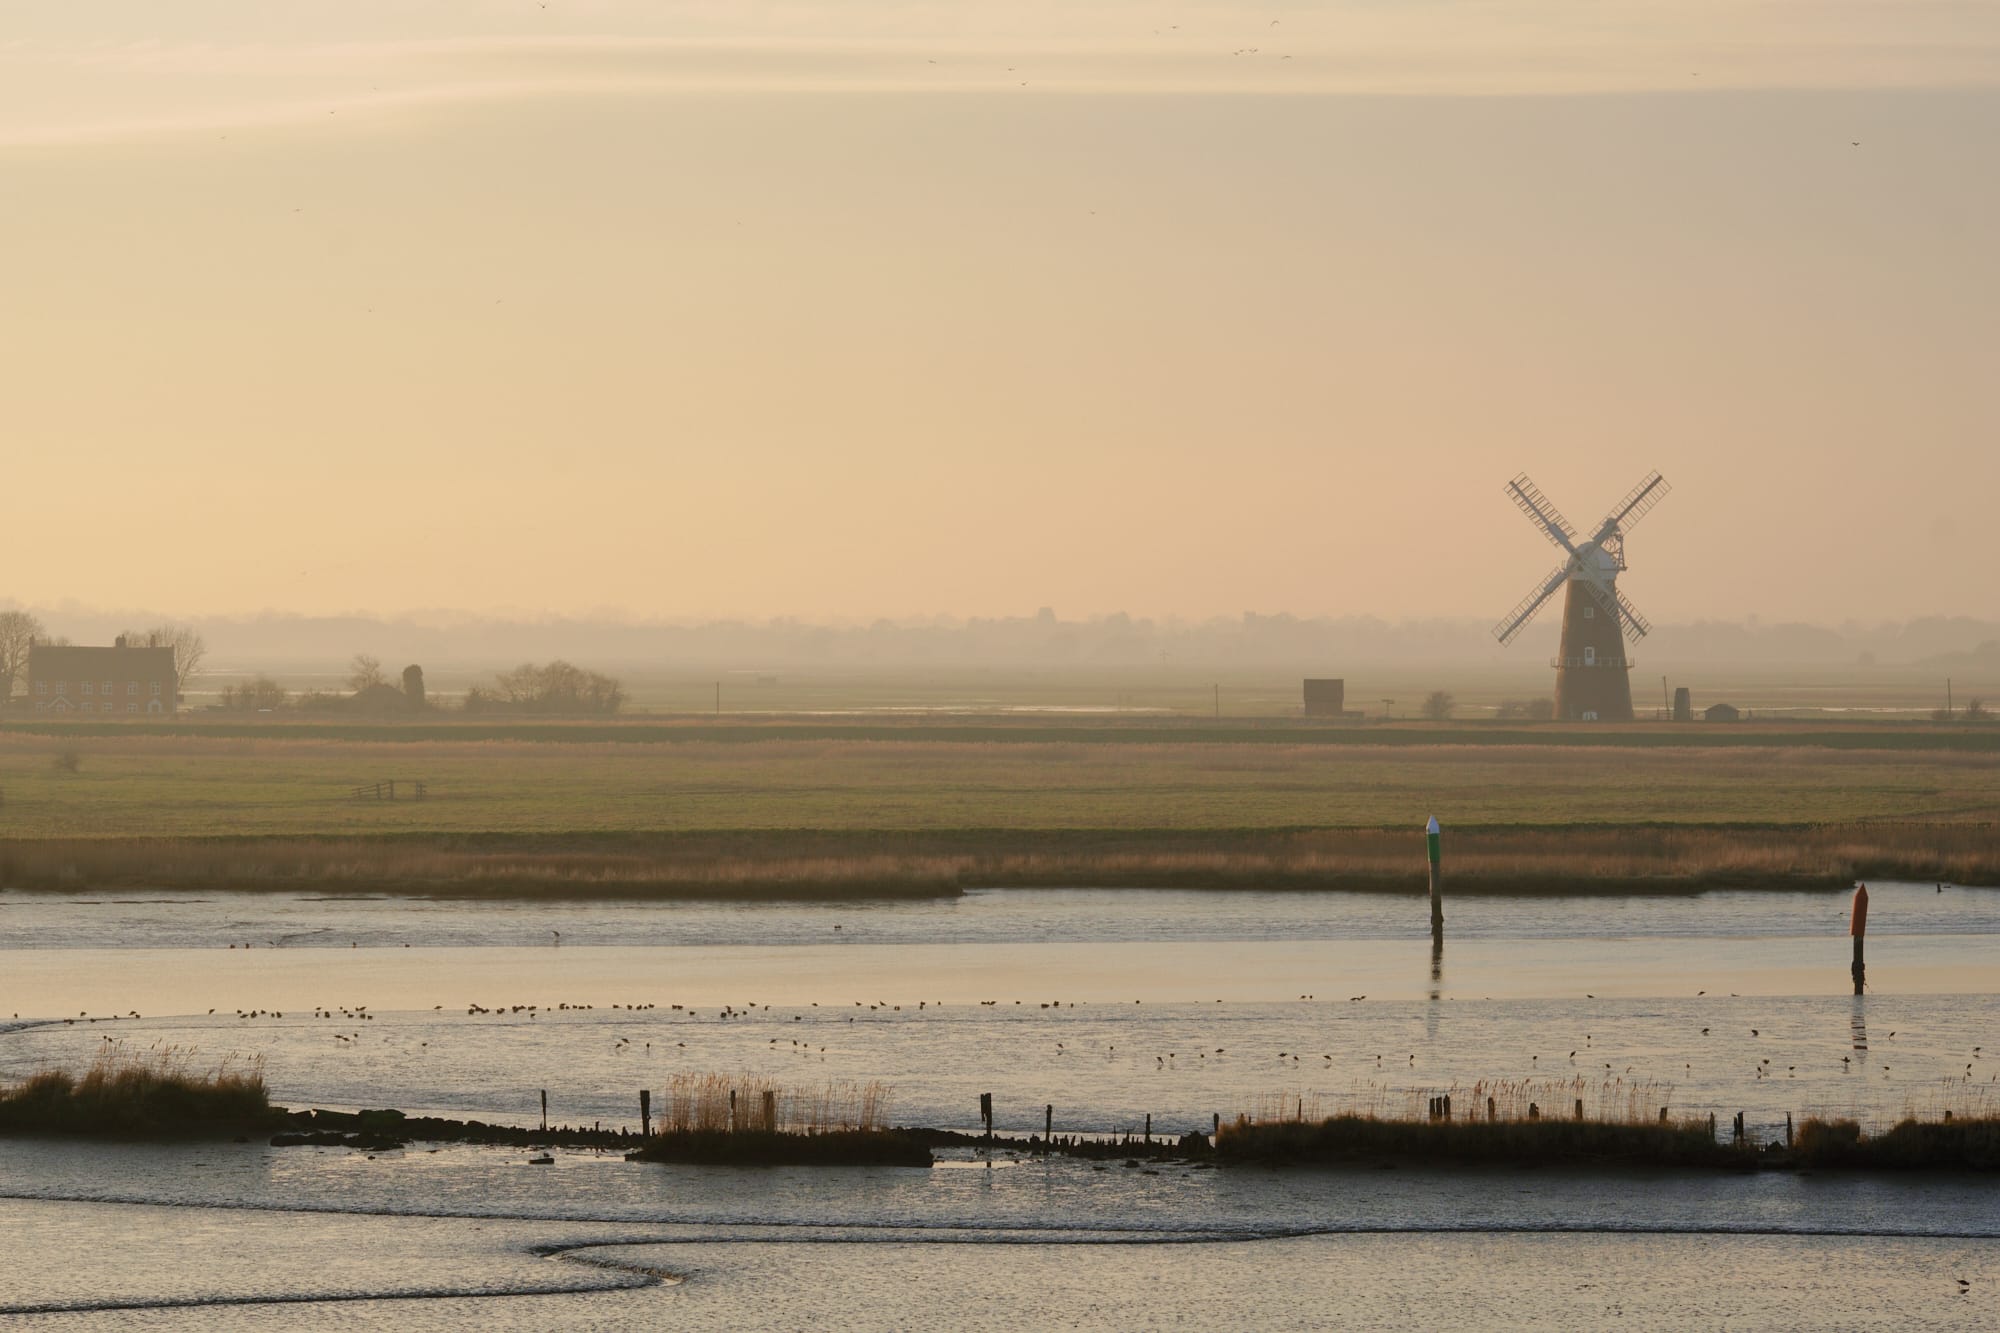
[2,2,1997,1329]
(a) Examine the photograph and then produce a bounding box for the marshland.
[2,718,1997,895]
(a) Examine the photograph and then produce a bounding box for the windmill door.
[1584,647,1596,665]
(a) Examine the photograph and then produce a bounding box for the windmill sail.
[1493,564,1569,645]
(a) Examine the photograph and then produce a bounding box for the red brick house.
[27,637,177,715]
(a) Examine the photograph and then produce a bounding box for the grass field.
[0,720,1994,893]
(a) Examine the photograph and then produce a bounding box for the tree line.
[219,656,624,717]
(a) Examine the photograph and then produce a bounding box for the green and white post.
[1426,815,1443,937]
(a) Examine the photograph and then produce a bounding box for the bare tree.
[1420,690,1456,721]
[347,654,386,694]
[0,610,46,699]
[124,624,208,690]
[220,676,290,711]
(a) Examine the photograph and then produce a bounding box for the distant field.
[1,727,1995,839]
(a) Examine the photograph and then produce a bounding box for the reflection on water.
[3,881,1997,1325]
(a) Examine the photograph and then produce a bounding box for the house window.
[151,681,161,696]
[103,681,113,695]
[128,702,138,713]
[82,682,93,696]
[128,682,137,696]
[56,680,66,695]
[35,681,46,695]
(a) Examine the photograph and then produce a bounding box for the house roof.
[27,644,177,681]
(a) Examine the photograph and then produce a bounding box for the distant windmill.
[1492,471,1671,721]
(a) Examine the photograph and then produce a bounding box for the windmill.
[1492,471,1671,721]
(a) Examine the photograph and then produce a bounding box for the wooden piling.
[1426,815,1444,938]
[540,1089,547,1133]
[1575,1098,1584,1121]
[640,1089,650,1138]
[1045,1104,1054,1150]
[1786,1112,1794,1147]
[980,1092,993,1147]
[1488,1096,1496,1121]
[730,1088,737,1132]
[1851,883,1869,995]
[1213,1112,1220,1137]
[762,1090,776,1132]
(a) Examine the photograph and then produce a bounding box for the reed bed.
[0,1044,271,1136]
[651,1073,892,1135]
[1234,1075,1680,1129]
[1,822,1995,895]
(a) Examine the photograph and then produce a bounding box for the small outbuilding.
[1303,678,1346,717]
[1704,702,1741,723]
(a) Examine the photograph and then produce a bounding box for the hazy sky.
[4,3,1996,626]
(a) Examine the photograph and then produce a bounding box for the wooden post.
[730,1088,737,1132]
[1659,1107,1668,1123]
[1443,1094,1452,1120]
[1426,815,1444,938]
[1786,1112,1794,1147]
[1045,1104,1053,1150]
[1488,1096,1496,1121]
[1851,883,1869,995]
[1144,1113,1152,1145]
[640,1089,651,1137]
[1575,1098,1584,1121]
[762,1089,776,1131]
[980,1092,993,1147]
[1213,1112,1220,1137]
[540,1089,547,1132]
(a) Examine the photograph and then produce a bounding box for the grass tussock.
[1220,1076,1728,1166]
[0,1046,272,1137]
[651,1073,893,1135]
[1795,1115,2000,1169]
[1217,1113,1727,1167]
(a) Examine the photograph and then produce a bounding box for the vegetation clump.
[1217,1113,1729,1168]
[1794,1115,2000,1170]
[0,1048,274,1138]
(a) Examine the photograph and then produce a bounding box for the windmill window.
[1583,606,1594,619]
[1584,647,1597,666]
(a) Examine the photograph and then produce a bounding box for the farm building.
[26,637,177,715]
[1704,702,1741,722]
[1303,678,1346,717]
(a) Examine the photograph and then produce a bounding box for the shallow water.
[2,882,1995,1324]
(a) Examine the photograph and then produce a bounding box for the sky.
[3,2,1997,628]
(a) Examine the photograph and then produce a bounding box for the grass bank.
[0,823,1992,896]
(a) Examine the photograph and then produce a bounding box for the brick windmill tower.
[1492,471,1671,721]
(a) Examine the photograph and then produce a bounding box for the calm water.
[2,882,1996,1325]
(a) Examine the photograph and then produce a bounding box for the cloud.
[5,5,1999,146]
